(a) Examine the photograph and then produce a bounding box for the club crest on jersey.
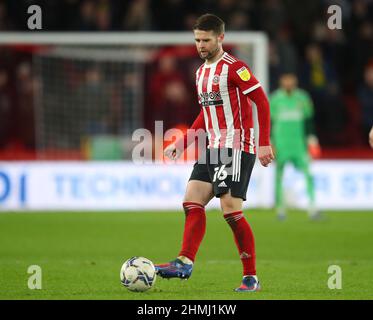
[213,75,220,84]
[236,66,251,81]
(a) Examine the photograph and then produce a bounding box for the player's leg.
[275,158,286,220]
[213,149,259,291]
[220,192,260,292]
[295,154,319,219]
[178,179,214,262]
[184,179,214,204]
[155,162,214,279]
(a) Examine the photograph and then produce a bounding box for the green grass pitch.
[1,209,373,300]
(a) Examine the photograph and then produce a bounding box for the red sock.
[224,211,256,276]
[178,202,206,262]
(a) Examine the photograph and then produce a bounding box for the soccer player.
[369,126,373,148]
[155,14,274,292]
[269,73,321,220]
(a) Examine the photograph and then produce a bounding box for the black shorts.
[189,148,256,201]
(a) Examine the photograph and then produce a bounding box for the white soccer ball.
[120,256,156,292]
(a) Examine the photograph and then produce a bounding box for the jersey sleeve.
[247,86,271,146]
[175,109,205,151]
[302,91,314,119]
[229,61,261,94]
[269,93,278,120]
[300,91,316,137]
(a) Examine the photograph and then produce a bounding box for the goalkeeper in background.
[270,73,321,220]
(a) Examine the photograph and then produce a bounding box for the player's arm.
[247,87,274,167]
[306,124,321,158]
[230,62,274,167]
[369,126,373,149]
[268,93,277,153]
[164,110,205,160]
[303,92,321,158]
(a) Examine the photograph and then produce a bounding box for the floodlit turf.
[0,209,373,300]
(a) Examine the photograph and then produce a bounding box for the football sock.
[275,162,285,210]
[177,256,193,265]
[224,211,256,276]
[245,275,258,281]
[178,202,206,262]
[305,169,315,205]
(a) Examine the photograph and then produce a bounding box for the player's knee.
[220,194,241,213]
[183,190,212,206]
[184,181,213,206]
[183,196,207,207]
[183,190,206,206]
[182,202,205,215]
[221,202,236,213]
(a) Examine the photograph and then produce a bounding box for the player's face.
[280,74,298,91]
[194,29,223,60]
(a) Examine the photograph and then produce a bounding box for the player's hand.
[258,145,274,167]
[308,135,321,159]
[369,126,373,149]
[164,143,182,160]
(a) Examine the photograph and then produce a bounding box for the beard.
[199,45,220,60]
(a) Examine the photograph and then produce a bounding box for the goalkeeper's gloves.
[307,135,321,159]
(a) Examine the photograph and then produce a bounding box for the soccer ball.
[120,256,156,292]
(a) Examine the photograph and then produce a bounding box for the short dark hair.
[193,14,225,35]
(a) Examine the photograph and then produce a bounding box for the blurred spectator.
[269,41,281,92]
[351,0,373,30]
[358,62,373,145]
[95,2,112,31]
[152,0,187,30]
[149,55,183,108]
[123,0,152,30]
[15,62,35,149]
[0,0,373,151]
[61,0,80,31]
[148,55,192,131]
[75,67,111,135]
[259,0,287,38]
[275,26,298,74]
[353,21,373,84]
[300,43,339,103]
[228,11,251,30]
[214,0,237,25]
[269,25,299,92]
[184,12,199,30]
[113,71,141,135]
[0,1,13,30]
[0,69,12,148]
[300,43,347,145]
[71,0,97,30]
[157,80,192,130]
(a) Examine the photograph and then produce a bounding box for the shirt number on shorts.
[213,165,228,182]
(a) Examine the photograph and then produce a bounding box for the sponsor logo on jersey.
[236,66,251,81]
[278,109,303,121]
[199,91,223,107]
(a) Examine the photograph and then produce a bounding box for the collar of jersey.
[203,51,227,69]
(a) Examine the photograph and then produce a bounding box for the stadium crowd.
[0,0,373,159]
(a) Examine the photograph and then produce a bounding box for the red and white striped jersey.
[195,52,261,153]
